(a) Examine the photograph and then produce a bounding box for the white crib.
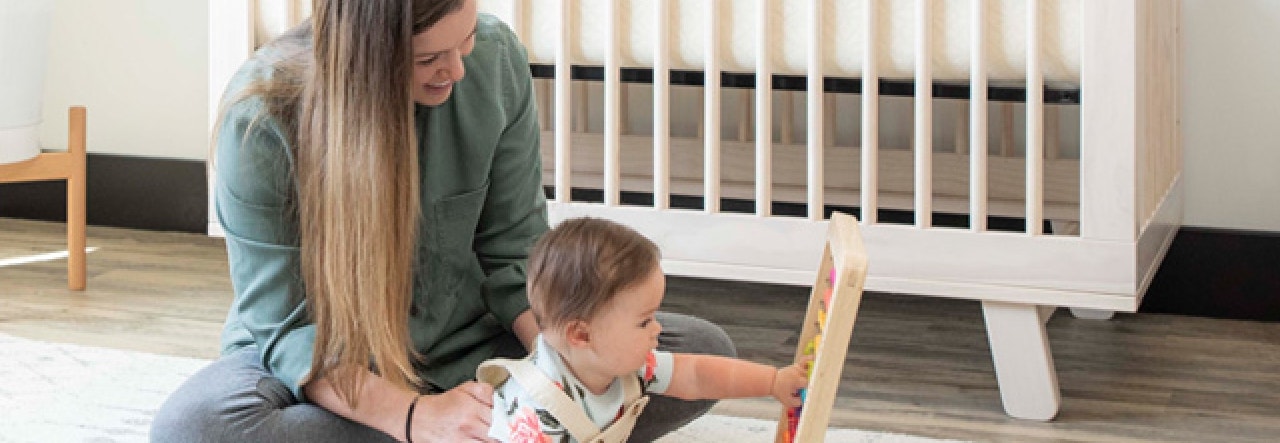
[481,0,1182,421]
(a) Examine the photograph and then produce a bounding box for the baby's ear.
[564,320,592,348]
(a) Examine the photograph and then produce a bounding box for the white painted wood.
[807,0,825,221]
[1050,219,1080,236]
[755,0,773,217]
[619,83,631,135]
[573,81,587,132]
[704,0,722,214]
[554,0,572,202]
[914,0,933,229]
[547,203,1139,304]
[1000,103,1015,157]
[1026,0,1045,236]
[861,0,880,224]
[1068,308,1115,320]
[1081,0,1139,242]
[870,276,1134,312]
[285,0,306,29]
[1038,305,1058,325]
[1046,105,1060,160]
[982,301,1061,421]
[970,0,988,233]
[604,0,621,206]
[207,0,254,236]
[1135,174,1183,305]
[780,92,794,145]
[653,0,671,210]
[538,80,552,131]
[509,0,524,44]
[824,93,837,149]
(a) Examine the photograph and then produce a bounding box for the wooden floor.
[2,218,1277,442]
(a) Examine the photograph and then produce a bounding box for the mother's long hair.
[225,0,465,407]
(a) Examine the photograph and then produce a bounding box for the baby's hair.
[527,217,661,331]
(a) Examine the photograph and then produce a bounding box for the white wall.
[38,0,208,161]
[1180,0,1280,231]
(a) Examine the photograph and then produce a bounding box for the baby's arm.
[664,354,808,407]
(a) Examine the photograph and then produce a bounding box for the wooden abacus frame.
[775,211,868,442]
[0,106,87,290]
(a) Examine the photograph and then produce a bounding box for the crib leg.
[1068,308,1116,320]
[981,301,1061,421]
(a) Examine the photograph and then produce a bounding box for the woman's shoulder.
[473,13,521,50]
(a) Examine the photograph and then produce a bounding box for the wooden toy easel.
[0,106,87,290]
[775,211,868,442]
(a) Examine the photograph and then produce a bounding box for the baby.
[481,217,809,442]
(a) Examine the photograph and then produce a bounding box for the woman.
[151,1,735,442]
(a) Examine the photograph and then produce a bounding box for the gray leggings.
[150,312,736,442]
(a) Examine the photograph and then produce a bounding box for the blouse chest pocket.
[431,180,490,255]
[416,181,490,324]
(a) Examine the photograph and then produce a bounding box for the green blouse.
[214,14,547,401]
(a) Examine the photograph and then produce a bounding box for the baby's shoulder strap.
[477,358,601,440]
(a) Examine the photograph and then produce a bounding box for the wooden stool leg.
[68,106,87,290]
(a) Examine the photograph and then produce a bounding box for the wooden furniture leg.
[68,107,87,290]
[0,106,87,290]
[981,300,1060,420]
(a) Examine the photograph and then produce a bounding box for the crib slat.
[861,0,880,224]
[914,0,933,229]
[286,0,305,27]
[970,0,989,232]
[654,0,671,210]
[509,0,523,45]
[781,93,794,145]
[755,0,773,217]
[806,0,825,221]
[604,0,621,206]
[554,0,572,203]
[1026,0,1045,235]
[704,0,722,214]
[538,80,551,131]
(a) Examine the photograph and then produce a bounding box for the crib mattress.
[479,0,1081,85]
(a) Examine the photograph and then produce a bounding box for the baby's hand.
[771,363,810,408]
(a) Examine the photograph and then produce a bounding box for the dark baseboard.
[2,156,1275,321]
[0,153,207,233]
[1141,228,1280,322]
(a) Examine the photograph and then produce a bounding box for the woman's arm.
[512,310,539,350]
[215,97,322,402]
[665,354,809,408]
[304,373,495,442]
[473,22,549,337]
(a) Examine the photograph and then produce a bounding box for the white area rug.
[0,333,961,443]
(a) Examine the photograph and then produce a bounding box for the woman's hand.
[771,363,810,408]
[410,381,497,442]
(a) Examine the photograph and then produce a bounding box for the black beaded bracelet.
[405,394,421,443]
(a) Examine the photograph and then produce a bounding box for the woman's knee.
[656,312,737,358]
[150,349,293,442]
